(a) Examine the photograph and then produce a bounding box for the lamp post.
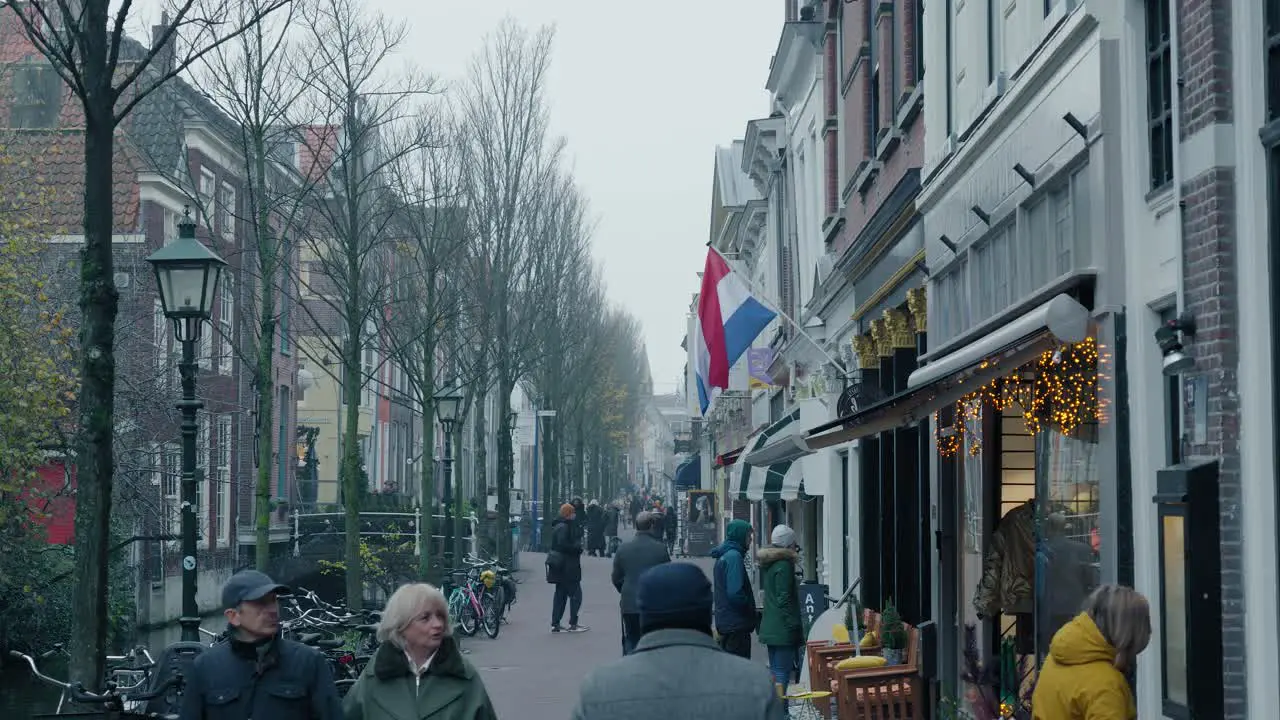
[434,383,462,573]
[146,207,227,643]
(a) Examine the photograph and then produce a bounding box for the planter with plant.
[880,599,907,665]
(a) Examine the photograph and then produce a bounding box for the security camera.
[1154,312,1196,376]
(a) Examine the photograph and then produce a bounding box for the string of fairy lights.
[933,337,1104,458]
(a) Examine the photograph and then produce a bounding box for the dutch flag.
[694,249,777,414]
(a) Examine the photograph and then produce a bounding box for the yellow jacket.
[1031,613,1137,720]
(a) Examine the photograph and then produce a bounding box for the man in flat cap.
[179,569,342,720]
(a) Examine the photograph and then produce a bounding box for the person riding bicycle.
[179,570,343,720]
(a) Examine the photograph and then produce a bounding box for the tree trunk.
[253,139,278,570]
[495,377,513,565]
[341,316,363,609]
[471,375,486,561]
[417,324,435,580]
[69,104,117,691]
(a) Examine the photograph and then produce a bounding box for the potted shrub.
[880,599,907,665]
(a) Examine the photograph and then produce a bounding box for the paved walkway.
[462,532,769,719]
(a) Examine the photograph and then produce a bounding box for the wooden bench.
[830,625,923,719]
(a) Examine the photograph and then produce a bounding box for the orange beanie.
[559,503,575,518]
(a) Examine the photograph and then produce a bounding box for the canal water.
[0,620,226,719]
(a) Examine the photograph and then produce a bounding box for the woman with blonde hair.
[1031,584,1151,720]
[343,583,496,720]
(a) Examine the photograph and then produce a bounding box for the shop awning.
[803,293,1091,449]
[675,455,701,490]
[716,447,745,467]
[733,408,804,501]
[742,293,1092,458]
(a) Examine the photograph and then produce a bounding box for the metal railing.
[291,508,479,558]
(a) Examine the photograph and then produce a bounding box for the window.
[199,318,212,370]
[216,415,232,543]
[199,414,211,545]
[1146,0,1174,190]
[218,183,236,240]
[988,0,1002,83]
[362,322,377,408]
[219,275,234,375]
[1269,0,1280,120]
[163,208,178,243]
[914,0,924,83]
[867,0,880,151]
[199,169,216,226]
[165,444,181,545]
[154,299,168,389]
[277,386,290,497]
[10,61,62,128]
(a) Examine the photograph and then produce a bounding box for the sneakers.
[566,624,589,633]
[551,624,563,633]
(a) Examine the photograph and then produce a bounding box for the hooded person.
[570,563,786,720]
[710,519,757,658]
[586,499,606,556]
[548,503,588,633]
[758,525,804,697]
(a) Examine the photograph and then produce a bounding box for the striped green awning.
[733,408,803,501]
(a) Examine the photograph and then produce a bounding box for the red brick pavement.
[462,541,768,719]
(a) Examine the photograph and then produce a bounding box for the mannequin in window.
[974,499,1035,652]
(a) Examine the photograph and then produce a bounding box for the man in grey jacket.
[611,511,671,654]
[572,562,786,720]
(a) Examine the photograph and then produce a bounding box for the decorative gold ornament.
[869,319,893,357]
[852,335,879,369]
[883,308,914,349]
[906,287,927,333]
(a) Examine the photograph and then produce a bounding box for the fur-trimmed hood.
[756,546,799,567]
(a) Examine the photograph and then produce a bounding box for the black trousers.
[551,581,582,627]
[621,613,642,655]
[718,628,753,659]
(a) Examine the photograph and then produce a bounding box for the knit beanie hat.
[771,524,796,548]
[559,503,575,519]
[637,562,713,636]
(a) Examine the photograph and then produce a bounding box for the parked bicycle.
[445,565,500,639]
[8,649,182,718]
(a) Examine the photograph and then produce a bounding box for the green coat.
[343,637,497,720]
[757,547,804,646]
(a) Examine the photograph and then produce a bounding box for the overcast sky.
[128,0,781,395]
[379,0,781,395]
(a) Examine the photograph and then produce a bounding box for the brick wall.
[1176,0,1242,715]
[1176,0,1233,138]
[833,0,925,255]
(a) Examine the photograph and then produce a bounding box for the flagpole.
[707,244,846,372]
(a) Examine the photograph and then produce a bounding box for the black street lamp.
[146,207,226,643]
[434,383,463,573]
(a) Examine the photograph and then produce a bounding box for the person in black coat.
[549,503,588,633]
[603,503,621,556]
[586,500,606,557]
[611,511,671,654]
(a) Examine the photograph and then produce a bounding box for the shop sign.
[798,582,829,635]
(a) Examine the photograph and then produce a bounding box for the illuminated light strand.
[936,338,1102,458]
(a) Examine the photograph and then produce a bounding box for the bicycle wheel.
[457,598,479,636]
[480,593,500,639]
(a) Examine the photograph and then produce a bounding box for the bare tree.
[457,18,562,564]
[382,109,471,580]
[4,0,289,686]
[291,0,435,608]
[190,0,319,568]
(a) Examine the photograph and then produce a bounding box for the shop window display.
[945,338,1103,718]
